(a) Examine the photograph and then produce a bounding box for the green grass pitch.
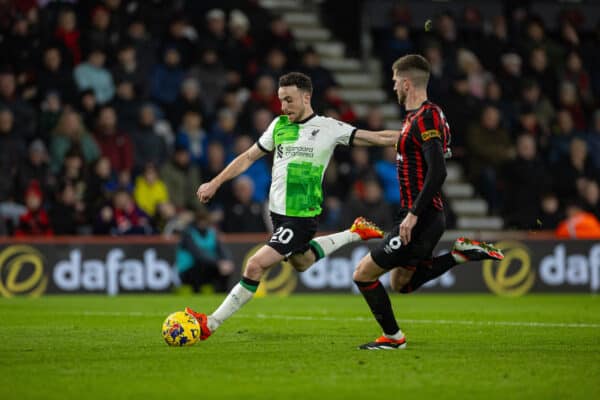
[1,294,599,400]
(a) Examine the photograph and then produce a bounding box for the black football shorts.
[371,208,446,270]
[267,213,319,257]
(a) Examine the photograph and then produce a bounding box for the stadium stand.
[0,0,599,236]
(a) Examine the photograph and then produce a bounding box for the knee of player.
[245,256,268,276]
[289,257,311,272]
[390,279,402,293]
[352,261,371,282]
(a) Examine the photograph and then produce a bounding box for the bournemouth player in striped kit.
[352,54,505,350]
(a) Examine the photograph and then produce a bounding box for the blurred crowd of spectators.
[372,3,600,231]
[0,0,348,236]
[0,0,599,237]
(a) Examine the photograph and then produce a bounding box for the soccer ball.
[162,311,201,347]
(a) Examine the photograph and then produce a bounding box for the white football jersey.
[257,114,356,217]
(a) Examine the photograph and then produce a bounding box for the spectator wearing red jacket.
[15,181,53,236]
[93,105,133,180]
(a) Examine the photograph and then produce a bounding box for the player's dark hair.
[278,72,313,94]
[392,54,431,87]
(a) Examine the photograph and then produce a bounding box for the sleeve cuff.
[256,141,269,153]
[348,128,357,147]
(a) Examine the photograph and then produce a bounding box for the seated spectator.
[14,181,53,237]
[208,108,239,155]
[262,14,298,65]
[557,81,586,132]
[297,47,336,104]
[556,201,600,238]
[199,9,228,60]
[57,147,88,217]
[538,193,563,230]
[553,137,597,200]
[321,86,357,124]
[497,52,523,102]
[160,145,202,212]
[167,78,207,130]
[423,41,451,102]
[233,135,270,203]
[457,48,491,99]
[15,139,55,204]
[547,110,581,164]
[241,75,281,127]
[82,5,120,52]
[36,45,78,105]
[130,104,168,172]
[321,161,345,231]
[111,43,150,100]
[519,79,555,136]
[466,104,514,213]
[111,80,142,132]
[339,147,374,196]
[0,108,26,202]
[440,72,481,158]
[163,15,198,68]
[53,8,82,65]
[0,70,36,141]
[73,47,115,104]
[124,19,158,75]
[223,9,256,84]
[375,146,401,213]
[579,179,600,220]
[201,141,232,214]
[383,24,414,78]
[515,103,542,139]
[150,46,185,107]
[257,47,289,83]
[485,80,516,132]
[77,88,99,129]
[133,163,169,218]
[339,178,393,231]
[93,105,134,179]
[176,207,234,293]
[526,46,558,104]
[187,48,226,116]
[176,110,208,165]
[48,180,79,235]
[49,109,100,173]
[222,176,267,233]
[101,189,153,235]
[561,50,593,107]
[38,91,63,144]
[249,107,274,140]
[84,157,117,223]
[501,134,551,229]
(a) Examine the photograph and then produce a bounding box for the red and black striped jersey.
[396,100,450,212]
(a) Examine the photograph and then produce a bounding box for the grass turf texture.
[1,294,599,400]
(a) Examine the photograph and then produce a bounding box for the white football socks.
[208,283,255,331]
[310,230,360,258]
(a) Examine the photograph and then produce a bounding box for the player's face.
[393,71,408,105]
[278,85,309,122]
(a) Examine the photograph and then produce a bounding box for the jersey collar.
[405,100,430,114]
[297,113,317,124]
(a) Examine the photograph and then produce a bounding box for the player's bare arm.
[352,129,398,146]
[197,144,266,203]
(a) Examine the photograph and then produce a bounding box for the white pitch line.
[72,311,600,329]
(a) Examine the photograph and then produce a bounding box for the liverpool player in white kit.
[186,72,399,340]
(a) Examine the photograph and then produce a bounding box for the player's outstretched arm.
[197,144,266,203]
[352,129,398,147]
